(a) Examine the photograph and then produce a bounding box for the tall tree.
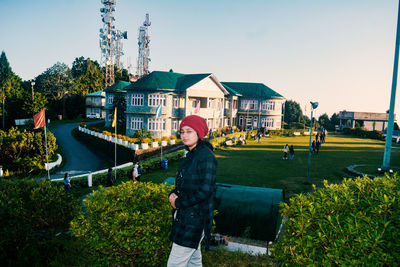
[114,67,130,83]
[330,113,340,126]
[318,113,332,130]
[72,57,104,95]
[0,51,12,129]
[113,92,126,133]
[284,100,303,124]
[35,62,72,102]
[34,62,72,119]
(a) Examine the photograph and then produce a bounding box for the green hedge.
[70,181,174,266]
[343,127,385,140]
[272,175,400,265]
[268,128,310,137]
[0,179,80,266]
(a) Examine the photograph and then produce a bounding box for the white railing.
[52,162,134,187]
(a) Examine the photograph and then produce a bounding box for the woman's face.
[180,126,199,150]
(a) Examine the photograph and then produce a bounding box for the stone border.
[347,164,388,178]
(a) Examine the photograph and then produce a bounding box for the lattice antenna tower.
[136,13,151,77]
[99,0,127,87]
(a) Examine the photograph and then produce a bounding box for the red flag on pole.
[34,109,46,129]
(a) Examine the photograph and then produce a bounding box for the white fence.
[52,162,134,187]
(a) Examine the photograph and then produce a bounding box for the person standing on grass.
[107,167,114,187]
[312,140,316,153]
[257,131,262,143]
[63,172,71,193]
[283,144,289,160]
[316,140,321,154]
[289,145,295,160]
[168,115,217,267]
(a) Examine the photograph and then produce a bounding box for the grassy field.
[141,133,400,199]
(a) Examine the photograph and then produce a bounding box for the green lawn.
[141,133,400,199]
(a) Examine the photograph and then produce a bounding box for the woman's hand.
[169,193,178,209]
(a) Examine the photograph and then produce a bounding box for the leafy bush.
[133,127,153,143]
[142,137,152,144]
[0,127,57,174]
[70,181,174,266]
[342,127,385,141]
[268,129,308,136]
[272,175,400,266]
[0,179,80,266]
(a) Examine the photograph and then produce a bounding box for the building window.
[148,118,166,131]
[208,98,215,108]
[131,117,143,130]
[131,94,144,106]
[225,100,231,109]
[148,94,166,107]
[262,101,275,111]
[108,95,114,104]
[172,120,178,131]
[241,100,258,110]
[262,118,274,127]
[173,96,179,108]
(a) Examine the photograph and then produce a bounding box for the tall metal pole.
[382,0,400,170]
[306,109,314,184]
[31,81,35,115]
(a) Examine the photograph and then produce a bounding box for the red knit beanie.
[179,115,209,140]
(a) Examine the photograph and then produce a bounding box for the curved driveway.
[50,122,106,179]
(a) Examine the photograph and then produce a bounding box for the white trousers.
[167,232,204,267]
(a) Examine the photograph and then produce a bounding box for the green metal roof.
[125,71,212,91]
[104,81,130,93]
[221,83,242,96]
[85,90,105,97]
[221,82,284,98]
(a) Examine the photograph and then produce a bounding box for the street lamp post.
[306,101,319,184]
[31,81,35,115]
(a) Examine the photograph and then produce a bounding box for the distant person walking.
[316,140,321,154]
[289,145,295,160]
[257,132,262,143]
[133,163,142,182]
[63,172,71,193]
[107,167,114,187]
[283,144,289,160]
[312,140,316,153]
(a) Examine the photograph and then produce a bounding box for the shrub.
[133,128,153,143]
[272,175,400,266]
[0,179,80,266]
[169,135,177,140]
[162,136,169,141]
[142,137,152,144]
[0,127,58,173]
[70,181,174,266]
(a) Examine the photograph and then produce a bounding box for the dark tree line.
[0,51,130,128]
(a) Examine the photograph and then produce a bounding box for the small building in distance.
[84,90,106,119]
[338,111,395,131]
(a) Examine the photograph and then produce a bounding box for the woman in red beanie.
[167,115,217,267]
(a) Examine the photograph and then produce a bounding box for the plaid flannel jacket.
[169,141,217,249]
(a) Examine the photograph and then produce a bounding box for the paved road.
[50,121,106,179]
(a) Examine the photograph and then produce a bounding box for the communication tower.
[99,0,127,87]
[136,13,151,77]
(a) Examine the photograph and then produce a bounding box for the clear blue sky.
[1,0,399,118]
